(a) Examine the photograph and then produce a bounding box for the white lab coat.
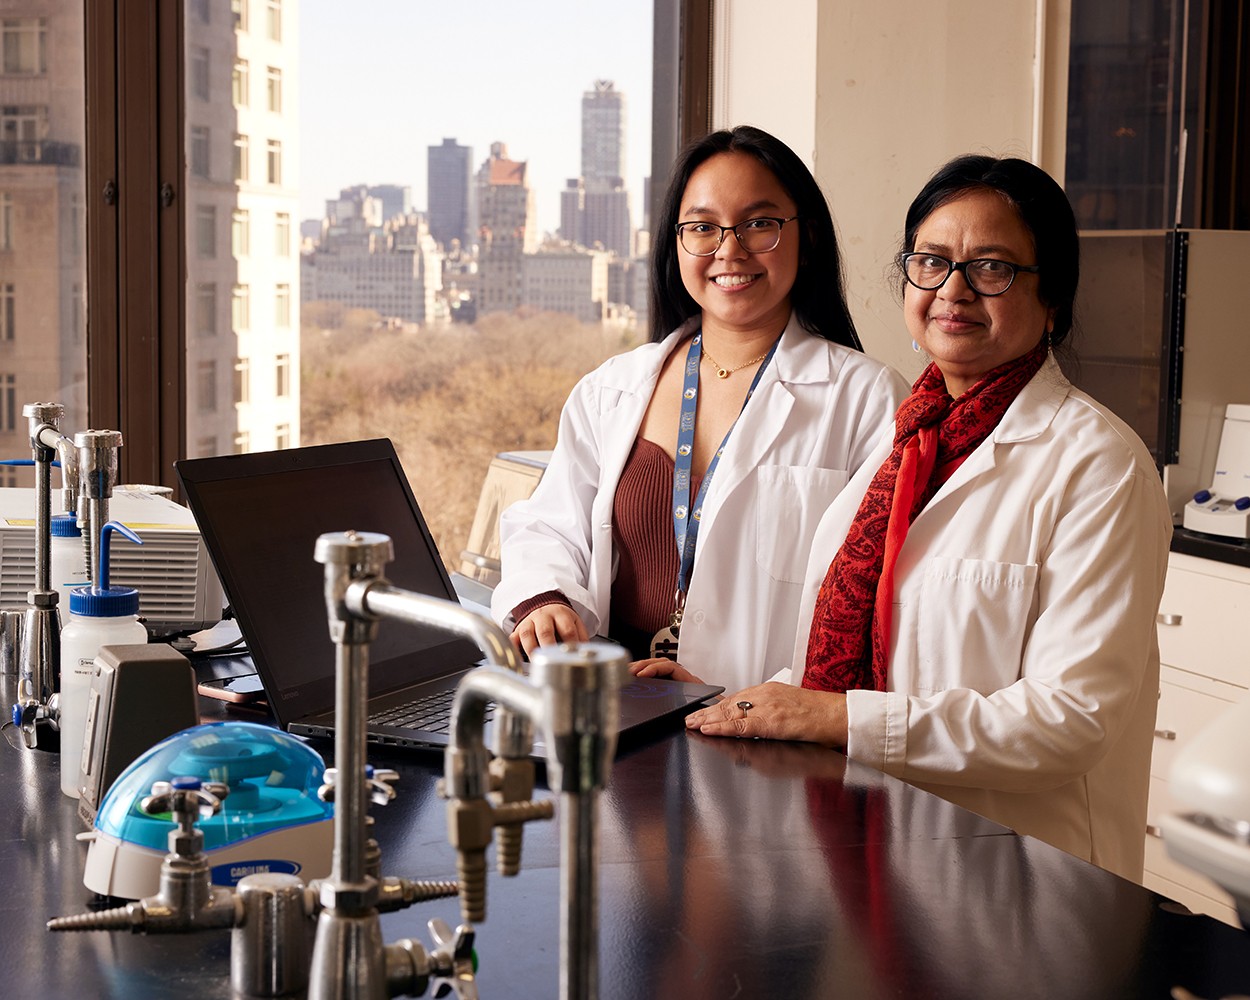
[787,355,1172,881]
[492,315,909,692]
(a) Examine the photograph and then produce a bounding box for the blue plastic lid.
[94,721,332,853]
[69,584,140,617]
[51,514,81,538]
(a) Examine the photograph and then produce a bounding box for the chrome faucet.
[315,529,628,1000]
[12,402,74,749]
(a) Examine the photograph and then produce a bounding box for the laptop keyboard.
[369,688,495,733]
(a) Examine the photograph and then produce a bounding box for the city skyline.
[298,0,654,237]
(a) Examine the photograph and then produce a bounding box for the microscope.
[51,529,628,1000]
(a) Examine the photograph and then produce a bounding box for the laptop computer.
[174,438,722,755]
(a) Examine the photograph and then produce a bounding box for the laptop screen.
[175,439,480,728]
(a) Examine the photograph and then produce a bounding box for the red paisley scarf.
[801,343,1047,693]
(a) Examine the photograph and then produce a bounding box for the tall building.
[564,80,632,258]
[365,183,412,226]
[428,138,473,250]
[581,79,625,184]
[475,142,535,316]
[0,2,87,480]
[523,247,609,323]
[185,0,301,458]
[301,187,443,325]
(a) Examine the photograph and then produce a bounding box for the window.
[197,361,217,412]
[233,431,250,454]
[232,284,250,331]
[69,192,82,255]
[0,192,11,250]
[233,357,250,404]
[191,0,211,24]
[267,0,282,42]
[0,283,13,340]
[196,205,216,258]
[190,46,209,100]
[196,283,217,337]
[1,105,46,161]
[0,373,13,431]
[195,435,218,458]
[275,352,291,397]
[2,19,46,75]
[71,283,83,345]
[275,283,290,326]
[190,125,210,178]
[232,58,249,107]
[275,422,291,449]
[266,139,281,184]
[231,208,250,257]
[275,211,290,256]
[233,133,249,182]
[232,0,249,32]
[266,66,282,113]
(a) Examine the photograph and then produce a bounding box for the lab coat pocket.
[754,465,849,584]
[915,556,1038,695]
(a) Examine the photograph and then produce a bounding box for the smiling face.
[676,151,800,340]
[905,188,1056,396]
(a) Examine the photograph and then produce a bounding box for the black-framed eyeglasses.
[898,252,1040,297]
[674,216,799,256]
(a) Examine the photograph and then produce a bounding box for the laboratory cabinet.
[1147,550,1250,925]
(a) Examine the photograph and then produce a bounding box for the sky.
[298,0,655,236]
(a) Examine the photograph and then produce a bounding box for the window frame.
[86,1,707,488]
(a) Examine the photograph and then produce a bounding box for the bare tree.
[301,308,639,568]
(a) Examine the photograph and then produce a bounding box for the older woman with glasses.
[684,154,1172,882]
[492,126,907,691]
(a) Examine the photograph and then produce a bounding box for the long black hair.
[901,154,1079,346]
[648,125,861,349]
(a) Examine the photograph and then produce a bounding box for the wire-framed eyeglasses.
[675,216,799,256]
[898,252,1040,297]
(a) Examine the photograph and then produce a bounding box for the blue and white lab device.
[81,721,334,900]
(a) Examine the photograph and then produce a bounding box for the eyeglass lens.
[680,218,783,256]
[904,255,1020,295]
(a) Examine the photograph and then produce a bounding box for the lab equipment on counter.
[75,643,199,827]
[0,486,222,637]
[10,402,76,750]
[1183,404,1250,540]
[57,717,465,998]
[50,529,625,1000]
[80,721,335,899]
[1160,697,1250,928]
[49,512,87,594]
[313,528,626,1000]
[59,521,146,798]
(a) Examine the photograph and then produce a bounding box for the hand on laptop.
[511,604,590,656]
[630,658,706,685]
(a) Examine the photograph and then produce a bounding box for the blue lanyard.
[671,331,780,600]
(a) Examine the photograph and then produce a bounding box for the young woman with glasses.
[491,126,907,692]
[685,154,1172,883]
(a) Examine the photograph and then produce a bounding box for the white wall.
[712,0,819,162]
[714,0,1070,382]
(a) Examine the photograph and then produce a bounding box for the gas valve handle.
[141,776,229,828]
[429,919,478,1000]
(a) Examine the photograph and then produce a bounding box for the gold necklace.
[700,342,771,379]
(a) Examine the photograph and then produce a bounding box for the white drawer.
[1151,665,1244,780]
[1156,563,1250,687]
[1143,866,1239,926]
[1145,776,1237,912]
